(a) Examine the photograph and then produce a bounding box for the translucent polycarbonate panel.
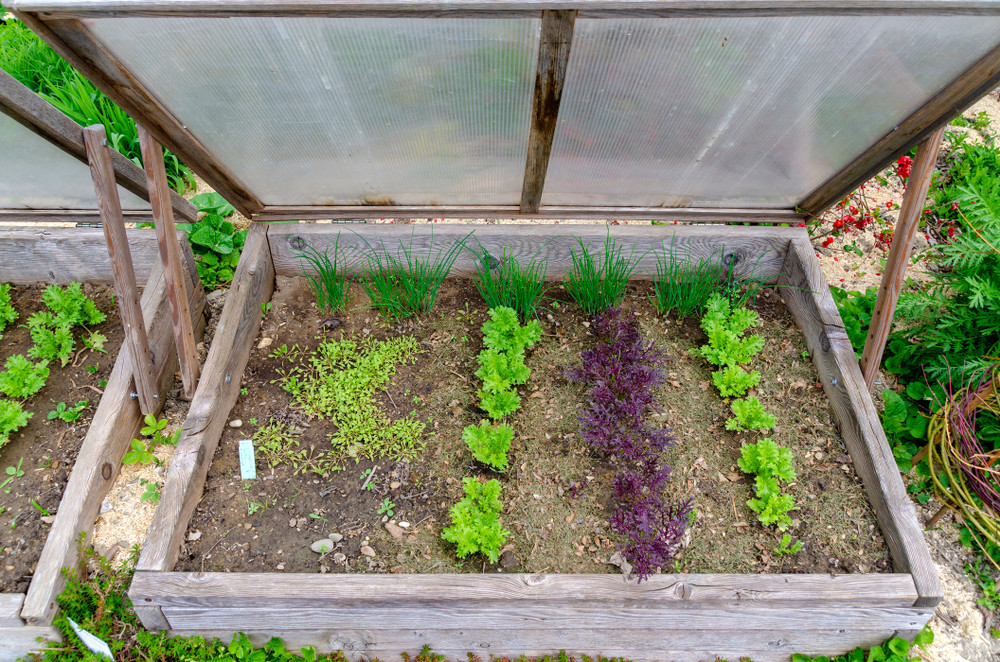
[0,113,148,210]
[542,16,1000,208]
[86,17,539,207]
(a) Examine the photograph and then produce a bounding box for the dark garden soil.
[0,283,123,593]
[176,276,891,578]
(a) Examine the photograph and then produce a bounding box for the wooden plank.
[778,235,941,608]
[0,209,154,224]
[136,223,273,578]
[139,124,200,400]
[266,222,794,282]
[0,69,197,223]
[130,571,917,608]
[20,248,205,625]
[0,595,23,627]
[84,124,157,415]
[255,205,805,224]
[0,227,165,284]
[860,127,944,390]
[12,13,261,218]
[15,1,1000,18]
[158,626,907,655]
[800,41,1000,215]
[0,626,60,662]
[520,10,575,214]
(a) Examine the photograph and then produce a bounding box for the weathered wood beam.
[799,42,1000,215]
[520,10,575,213]
[14,1,1000,19]
[0,68,196,222]
[84,124,158,415]
[859,128,944,391]
[778,235,941,607]
[136,224,273,582]
[254,205,804,223]
[20,248,206,625]
[138,125,201,400]
[0,625,61,662]
[266,222,795,282]
[12,13,261,218]
[0,209,153,224]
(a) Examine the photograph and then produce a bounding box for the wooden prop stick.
[83,124,157,414]
[138,124,201,400]
[520,9,576,214]
[859,126,945,391]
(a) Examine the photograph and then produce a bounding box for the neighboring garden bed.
[0,282,122,593]
[178,276,890,578]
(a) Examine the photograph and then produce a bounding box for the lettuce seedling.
[0,355,49,399]
[462,420,513,471]
[711,364,761,398]
[694,293,764,368]
[726,395,777,432]
[475,307,540,420]
[442,477,509,563]
[0,399,31,450]
[738,438,798,530]
[0,284,17,339]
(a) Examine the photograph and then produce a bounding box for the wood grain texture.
[520,10,575,213]
[266,222,794,282]
[129,571,918,608]
[0,594,23,627]
[860,128,944,390]
[20,249,205,625]
[0,69,196,222]
[777,235,941,608]
[255,205,804,223]
[11,14,260,218]
[84,124,157,414]
[800,41,1000,214]
[0,227,168,284]
[0,209,153,223]
[136,223,273,579]
[0,626,60,662]
[15,1,1000,18]
[139,124,200,400]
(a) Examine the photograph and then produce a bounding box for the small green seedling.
[377,497,396,518]
[30,499,50,517]
[773,533,803,556]
[123,438,158,466]
[249,417,258,426]
[2,458,25,493]
[247,500,263,516]
[47,399,89,423]
[309,511,328,524]
[240,387,248,396]
[361,467,377,491]
[260,302,272,318]
[140,479,161,504]
[85,364,99,375]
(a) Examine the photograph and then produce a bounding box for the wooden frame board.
[0,229,205,660]
[128,223,938,660]
[13,0,1000,221]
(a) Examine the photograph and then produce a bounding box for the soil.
[176,276,890,578]
[0,283,123,593]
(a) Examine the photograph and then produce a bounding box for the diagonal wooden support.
[520,9,576,214]
[859,126,946,392]
[138,124,201,400]
[83,124,157,415]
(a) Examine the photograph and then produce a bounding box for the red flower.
[896,155,913,180]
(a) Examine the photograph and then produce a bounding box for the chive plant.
[564,232,639,314]
[652,240,723,318]
[472,243,550,321]
[358,230,470,318]
[296,236,350,312]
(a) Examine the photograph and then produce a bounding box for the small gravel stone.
[289,518,297,528]
[310,539,334,553]
[329,533,343,543]
[100,501,113,514]
[333,552,347,564]
[360,545,376,557]
[229,419,243,428]
[384,522,404,539]
[257,337,273,349]
[398,521,410,528]
[187,531,202,541]
[390,481,401,490]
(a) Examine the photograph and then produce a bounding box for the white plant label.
[67,617,113,659]
[239,439,257,480]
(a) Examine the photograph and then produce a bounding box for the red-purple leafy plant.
[568,307,691,580]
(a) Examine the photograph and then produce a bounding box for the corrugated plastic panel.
[86,17,540,207]
[541,16,1000,208]
[0,113,148,210]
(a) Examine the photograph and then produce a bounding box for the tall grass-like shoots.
[359,231,470,318]
[652,240,723,318]
[564,234,639,314]
[297,237,350,313]
[472,244,550,321]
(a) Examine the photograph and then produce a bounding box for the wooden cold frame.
[127,222,939,661]
[0,228,206,661]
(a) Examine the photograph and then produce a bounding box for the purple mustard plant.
[568,307,690,581]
